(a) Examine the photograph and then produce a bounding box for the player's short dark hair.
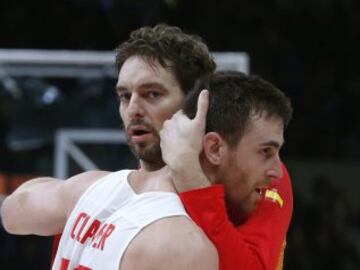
[115,23,216,94]
[183,71,293,146]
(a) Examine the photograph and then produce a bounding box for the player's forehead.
[116,55,180,91]
[241,114,284,147]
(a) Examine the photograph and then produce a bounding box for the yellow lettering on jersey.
[265,189,284,207]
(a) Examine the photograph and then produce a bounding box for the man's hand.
[160,90,211,192]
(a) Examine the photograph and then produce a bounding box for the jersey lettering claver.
[52,170,188,270]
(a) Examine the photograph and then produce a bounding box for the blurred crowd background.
[0,0,360,269]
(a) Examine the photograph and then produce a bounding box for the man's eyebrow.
[115,82,168,93]
[140,82,168,92]
[260,140,283,149]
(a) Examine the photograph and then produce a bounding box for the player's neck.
[130,167,176,193]
[139,159,166,172]
[226,202,249,226]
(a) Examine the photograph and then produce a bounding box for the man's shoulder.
[67,170,111,182]
[63,170,116,191]
[62,170,112,216]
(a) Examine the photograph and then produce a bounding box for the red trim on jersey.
[51,234,62,267]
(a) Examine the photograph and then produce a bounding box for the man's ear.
[203,132,227,166]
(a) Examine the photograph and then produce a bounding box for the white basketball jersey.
[52,170,188,270]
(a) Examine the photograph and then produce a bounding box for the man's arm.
[0,170,108,236]
[119,216,219,270]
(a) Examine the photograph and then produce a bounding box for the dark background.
[0,0,359,269]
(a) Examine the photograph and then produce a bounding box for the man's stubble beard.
[127,134,165,171]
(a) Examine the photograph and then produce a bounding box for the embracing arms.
[1,170,108,236]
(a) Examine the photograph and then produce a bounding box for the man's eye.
[118,93,131,102]
[147,91,161,99]
[262,148,273,158]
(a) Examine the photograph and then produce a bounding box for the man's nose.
[267,155,283,180]
[127,95,145,119]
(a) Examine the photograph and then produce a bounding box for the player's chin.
[130,138,152,150]
[244,198,261,215]
[138,143,162,159]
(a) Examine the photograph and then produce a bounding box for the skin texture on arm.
[0,170,108,236]
[119,216,219,270]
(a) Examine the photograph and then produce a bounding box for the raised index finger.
[195,89,209,123]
